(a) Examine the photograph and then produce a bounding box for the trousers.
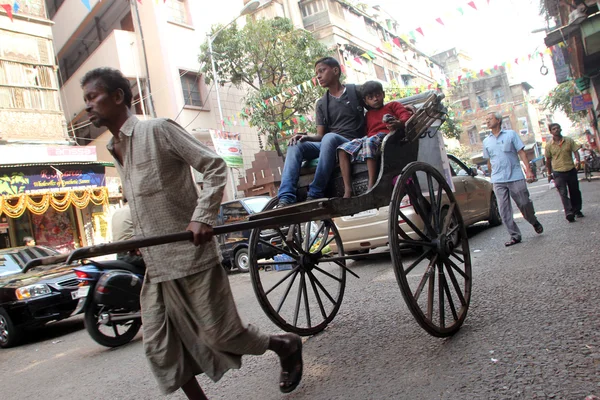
[553,168,582,216]
[278,132,349,203]
[493,179,538,240]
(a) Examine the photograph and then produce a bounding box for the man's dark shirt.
[316,89,364,140]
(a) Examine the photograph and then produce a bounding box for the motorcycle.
[72,259,144,347]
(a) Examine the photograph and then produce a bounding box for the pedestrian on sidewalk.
[483,112,543,247]
[544,123,583,222]
[81,67,302,400]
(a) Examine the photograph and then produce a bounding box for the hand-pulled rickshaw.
[26,90,471,339]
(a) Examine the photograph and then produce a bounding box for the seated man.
[277,57,365,206]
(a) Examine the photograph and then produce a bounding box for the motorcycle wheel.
[84,301,141,348]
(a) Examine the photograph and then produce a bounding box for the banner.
[0,164,106,196]
[571,94,593,112]
[209,130,243,168]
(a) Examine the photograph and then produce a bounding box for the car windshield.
[0,255,23,277]
[243,197,271,213]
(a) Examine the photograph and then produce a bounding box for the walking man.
[82,67,302,399]
[277,56,365,206]
[544,123,583,222]
[483,112,543,246]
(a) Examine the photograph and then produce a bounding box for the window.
[301,0,326,17]
[167,0,190,25]
[493,87,505,104]
[448,158,469,177]
[461,98,472,111]
[180,70,202,107]
[477,93,488,109]
[243,197,270,214]
[220,201,249,225]
[401,74,413,87]
[374,64,387,81]
[468,127,478,145]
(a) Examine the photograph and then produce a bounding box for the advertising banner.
[209,130,243,168]
[0,164,105,196]
[571,94,593,112]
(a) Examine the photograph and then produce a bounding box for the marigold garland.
[0,188,109,218]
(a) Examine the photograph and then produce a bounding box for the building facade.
[45,0,265,202]
[543,0,600,147]
[0,0,111,250]
[431,48,542,165]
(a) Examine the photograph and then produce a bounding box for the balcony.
[52,0,102,54]
[60,30,143,120]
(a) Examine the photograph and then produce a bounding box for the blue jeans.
[278,133,349,203]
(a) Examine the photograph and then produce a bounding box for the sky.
[367,0,559,97]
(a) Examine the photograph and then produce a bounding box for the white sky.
[368,0,560,97]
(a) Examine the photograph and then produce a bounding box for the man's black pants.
[553,168,582,216]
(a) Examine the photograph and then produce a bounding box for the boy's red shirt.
[365,102,412,137]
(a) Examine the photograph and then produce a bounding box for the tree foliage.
[199,18,329,157]
[542,81,587,123]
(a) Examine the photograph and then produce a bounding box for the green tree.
[542,81,587,123]
[199,18,329,157]
[448,144,473,165]
[439,100,462,140]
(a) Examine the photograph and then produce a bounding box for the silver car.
[331,154,501,254]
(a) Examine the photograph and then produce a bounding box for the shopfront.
[0,162,111,251]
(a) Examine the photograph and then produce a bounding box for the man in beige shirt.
[81,67,302,399]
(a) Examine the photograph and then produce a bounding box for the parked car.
[0,245,80,348]
[218,196,280,272]
[331,154,502,254]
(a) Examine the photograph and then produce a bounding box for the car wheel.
[234,248,250,273]
[488,193,502,227]
[0,308,22,348]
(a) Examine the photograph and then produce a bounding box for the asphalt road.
[1,177,599,400]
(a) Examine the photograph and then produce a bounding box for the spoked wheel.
[389,162,472,337]
[249,202,347,336]
[584,164,592,182]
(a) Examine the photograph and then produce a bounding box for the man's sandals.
[504,237,521,247]
[279,335,303,393]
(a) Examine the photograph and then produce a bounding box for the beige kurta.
[108,115,270,393]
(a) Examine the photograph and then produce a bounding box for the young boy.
[337,81,412,197]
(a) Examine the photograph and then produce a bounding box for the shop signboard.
[571,94,594,112]
[0,164,105,196]
[550,45,571,84]
[209,130,243,168]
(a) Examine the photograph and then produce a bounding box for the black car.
[0,246,80,348]
[218,196,280,272]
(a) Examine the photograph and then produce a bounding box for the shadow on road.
[21,316,85,346]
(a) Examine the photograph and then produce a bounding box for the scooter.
[72,259,144,347]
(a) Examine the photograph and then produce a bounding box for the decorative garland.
[0,187,109,218]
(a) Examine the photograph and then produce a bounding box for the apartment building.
[253,0,444,89]
[0,0,111,250]
[431,48,542,165]
[45,0,263,201]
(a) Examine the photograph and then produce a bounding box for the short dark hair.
[314,57,340,76]
[548,123,561,131]
[361,81,384,98]
[81,67,133,108]
[23,236,34,245]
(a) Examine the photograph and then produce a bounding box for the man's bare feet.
[343,189,353,198]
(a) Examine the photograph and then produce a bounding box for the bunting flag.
[393,37,402,47]
[468,1,477,10]
[435,17,444,26]
[354,56,362,65]
[416,27,424,36]
[1,3,13,21]
[12,1,19,12]
[457,7,464,15]
[81,0,91,11]
[376,47,384,55]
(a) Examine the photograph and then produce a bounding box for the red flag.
[1,4,13,21]
[446,78,450,88]
[514,58,519,65]
[528,54,532,60]
[457,75,462,84]
[416,27,424,36]
[428,84,432,90]
[479,69,485,76]
[137,0,142,3]
[468,1,477,10]
[393,37,401,47]
[340,64,346,75]
[493,65,498,70]
[376,47,384,55]
[354,57,362,65]
[312,77,317,86]
[435,18,444,26]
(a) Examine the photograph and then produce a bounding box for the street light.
[207,0,261,199]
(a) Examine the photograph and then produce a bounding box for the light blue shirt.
[482,130,525,183]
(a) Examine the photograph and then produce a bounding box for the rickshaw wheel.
[249,199,347,336]
[388,162,472,337]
